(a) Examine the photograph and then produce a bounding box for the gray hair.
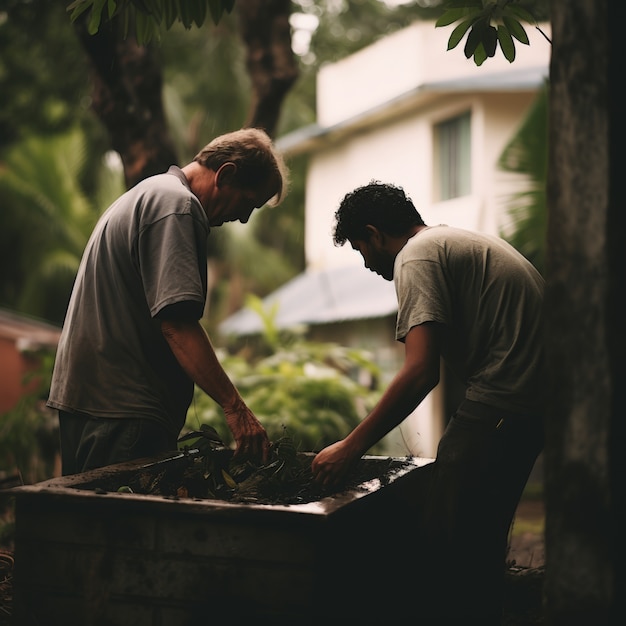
[193,128,289,206]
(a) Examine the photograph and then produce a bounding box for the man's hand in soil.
[225,399,271,465]
[311,439,360,488]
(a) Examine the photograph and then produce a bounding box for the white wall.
[305,19,550,271]
[305,91,539,271]
[305,115,433,270]
[317,20,552,127]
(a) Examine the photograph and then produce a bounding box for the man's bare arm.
[161,318,270,463]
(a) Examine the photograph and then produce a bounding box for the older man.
[48,128,289,476]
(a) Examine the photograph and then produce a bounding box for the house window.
[434,111,471,201]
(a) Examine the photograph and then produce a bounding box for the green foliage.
[66,0,236,44]
[0,350,58,484]
[498,83,548,273]
[244,294,282,351]
[185,314,384,454]
[0,128,124,323]
[159,14,249,161]
[435,0,546,66]
[0,1,95,148]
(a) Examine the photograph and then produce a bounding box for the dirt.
[100,448,409,505]
[508,499,545,568]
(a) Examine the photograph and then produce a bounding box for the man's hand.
[160,317,271,465]
[224,399,271,465]
[311,439,360,488]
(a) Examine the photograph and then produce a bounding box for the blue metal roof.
[219,265,398,337]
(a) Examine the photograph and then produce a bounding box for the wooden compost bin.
[10,451,434,626]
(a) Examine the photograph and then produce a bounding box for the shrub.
[184,338,384,454]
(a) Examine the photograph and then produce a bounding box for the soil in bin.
[95,449,410,505]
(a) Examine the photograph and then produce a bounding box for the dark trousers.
[58,410,179,476]
[418,400,544,624]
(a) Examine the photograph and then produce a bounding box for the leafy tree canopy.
[435,0,548,65]
[435,0,550,66]
[67,0,236,44]
[0,0,96,148]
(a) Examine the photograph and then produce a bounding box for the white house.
[220,20,551,457]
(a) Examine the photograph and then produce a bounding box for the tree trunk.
[544,1,625,622]
[73,16,179,189]
[235,0,299,137]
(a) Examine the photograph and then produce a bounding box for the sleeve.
[394,256,452,342]
[138,210,207,318]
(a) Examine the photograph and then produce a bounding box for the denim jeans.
[58,410,179,476]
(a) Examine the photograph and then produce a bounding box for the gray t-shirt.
[48,167,209,433]
[394,225,545,415]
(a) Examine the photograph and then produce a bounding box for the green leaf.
[106,0,117,19]
[503,16,530,45]
[447,18,476,51]
[497,24,516,62]
[131,0,151,13]
[484,24,498,58]
[179,0,194,28]
[221,469,237,488]
[134,8,160,45]
[436,8,475,28]
[87,0,106,35]
[163,0,177,28]
[190,0,207,27]
[134,9,149,44]
[473,42,488,67]
[146,0,163,23]
[505,4,537,25]
[200,423,226,443]
[464,18,488,59]
[67,0,94,23]
[208,0,225,25]
[178,424,226,446]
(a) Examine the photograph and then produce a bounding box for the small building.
[220,20,551,457]
[0,308,60,414]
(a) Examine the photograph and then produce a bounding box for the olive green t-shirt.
[394,225,545,416]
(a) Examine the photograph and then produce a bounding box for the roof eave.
[277,67,549,158]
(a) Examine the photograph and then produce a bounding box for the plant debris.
[110,425,408,505]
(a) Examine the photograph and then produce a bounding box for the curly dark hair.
[333,181,425,246]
